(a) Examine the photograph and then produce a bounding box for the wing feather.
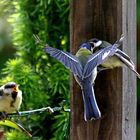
[83,45,118,78]
[44,46,83,77]
[115,49,140,78]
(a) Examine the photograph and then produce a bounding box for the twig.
[33,34,46,46]
[7,106,70,117]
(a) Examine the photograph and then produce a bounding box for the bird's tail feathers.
[82,84,101,121]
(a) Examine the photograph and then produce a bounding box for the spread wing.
[115,49,140,79]
[83,45,118,78]
[44,46,83,77]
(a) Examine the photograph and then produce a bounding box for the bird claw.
[46,107,54,113]
[0,112,8,120]
[16,111,20,115]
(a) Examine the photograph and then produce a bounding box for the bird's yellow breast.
[76,48,92,57]
[101,56,123,68]
[76,48,92,67]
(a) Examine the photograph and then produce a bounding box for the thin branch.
[7,106,70,117]
[33,34,46,46]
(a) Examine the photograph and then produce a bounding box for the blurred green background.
[0,0,140,140]
[0,0,70,139]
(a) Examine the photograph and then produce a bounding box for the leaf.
[0,120,32,137]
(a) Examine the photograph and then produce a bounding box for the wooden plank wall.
[70,0,136,140]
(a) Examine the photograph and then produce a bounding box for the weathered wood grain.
[70,0,136,140]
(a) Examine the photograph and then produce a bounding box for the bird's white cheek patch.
[102,51,110,60]
[95,41,102,47]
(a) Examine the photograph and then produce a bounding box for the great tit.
[89,37,140,78]
[0,82,22,115]
[43,36,123,121]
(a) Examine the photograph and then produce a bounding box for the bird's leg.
[16,110,20,115]
[15,110,21,121]
[0,112,8,120]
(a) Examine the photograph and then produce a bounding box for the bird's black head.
[79,42,93,52]
[4,82,17,89]
[89,38,100,43]
[4,82,19,100]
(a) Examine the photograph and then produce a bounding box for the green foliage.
[137,0,140,24]
[51,111,70,140]
[0,0,12,49]
[0,120,32,138]
[47,63,70,97]
[0,0,70,139]
[6,130,35,140]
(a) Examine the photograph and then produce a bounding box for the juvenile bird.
[89,37,140,78]
[0,82,22,117]
[43,36,123,121]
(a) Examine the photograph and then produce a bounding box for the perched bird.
[43,36,123,121]
[0,82,22,115]
[89,37,140,78]
[0,82,32,137]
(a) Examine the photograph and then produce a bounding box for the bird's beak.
[13,85,19,92]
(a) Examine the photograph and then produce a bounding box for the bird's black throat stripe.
[11,91,18,107]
